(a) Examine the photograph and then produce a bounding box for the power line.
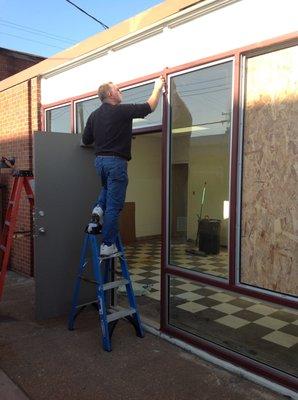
[0,32,65,50]
[65,0,109,30]
[175,76,227,88]
[0,19,75,44]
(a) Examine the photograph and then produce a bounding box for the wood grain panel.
[241,46,298,296]
[119,202,136,245]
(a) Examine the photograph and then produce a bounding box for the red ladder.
[0,170,34,300]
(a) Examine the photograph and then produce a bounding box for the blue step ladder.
[68,232,144,352]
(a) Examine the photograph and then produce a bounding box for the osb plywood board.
[241,45,298,296]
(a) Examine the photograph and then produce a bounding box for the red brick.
[0,79,40,276]
[0,49,45,81]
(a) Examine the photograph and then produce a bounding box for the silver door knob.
[38,227,46,234]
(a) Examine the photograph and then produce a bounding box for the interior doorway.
[117,132,162,326]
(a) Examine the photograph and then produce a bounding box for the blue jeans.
[94,156,128,246]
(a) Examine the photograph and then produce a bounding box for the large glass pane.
[45,105,71,133]
[168,62,233,279]
[169,274,298,377]
[122,83,162,129]
[75,97,100,133]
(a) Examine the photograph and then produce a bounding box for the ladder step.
[80,277,129,291]
[4,221,10,226]
[103,279,129,291]
[80,276,98,284]
[76,300,97,308]
[107,307,135,323]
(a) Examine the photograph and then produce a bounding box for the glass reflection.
[169,62,233,279]
[169,274,298,377]
[76,97,100,133]
[75,82,163,134]
[122,83,162,129]
[46,105,71,133]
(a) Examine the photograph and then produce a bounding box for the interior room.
[118,132,162,324]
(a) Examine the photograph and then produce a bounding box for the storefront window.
[75,97,100,133]
[122,82,162,129]
[75,82,162,133]
[45,104,71,133]
[168,61,233,279]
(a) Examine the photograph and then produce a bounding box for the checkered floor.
[170,242,228,278]
[122,238,298,377]
[125,239,229,280]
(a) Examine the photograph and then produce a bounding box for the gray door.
[33,132,99,319]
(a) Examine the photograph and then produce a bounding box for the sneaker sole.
[100,251,121,259]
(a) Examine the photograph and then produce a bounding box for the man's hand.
[80,137,94,147]
[147,76,166,111]
[154,76,166,92]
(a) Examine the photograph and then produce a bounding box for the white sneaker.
[92,206,104,225]
[87,222,98,233]
[100,243,118,257]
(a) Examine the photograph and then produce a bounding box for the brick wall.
[0,77,41,276]
[0,50,45,81]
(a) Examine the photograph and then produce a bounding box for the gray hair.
[97,82,113,102]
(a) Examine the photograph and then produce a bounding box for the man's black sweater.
[82,102,152,161]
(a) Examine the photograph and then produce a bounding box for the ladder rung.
[80,276,98,284]
[4,221,10,226]
[80,277,129,290]
[103,279,129,291]
[0,244,6,252]
[9,201,14,205]
[76,300,97,308]
[107,307,135,323]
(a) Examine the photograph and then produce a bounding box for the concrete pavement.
[0,272,288,400]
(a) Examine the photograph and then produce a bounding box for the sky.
[0,0,162,57]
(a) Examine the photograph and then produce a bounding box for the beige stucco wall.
[171,134,229,245]
[127,134,162,237]
[187,136,230,245]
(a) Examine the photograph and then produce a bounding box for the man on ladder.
[82,77,165,256]
[70,77,165,351]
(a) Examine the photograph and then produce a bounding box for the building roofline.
[0,0,206,91]
[0,47,45,60]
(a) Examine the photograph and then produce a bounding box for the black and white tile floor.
[123,239,298,376]
[170,242,228,278]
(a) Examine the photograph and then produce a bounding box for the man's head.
[98,82,122,105]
